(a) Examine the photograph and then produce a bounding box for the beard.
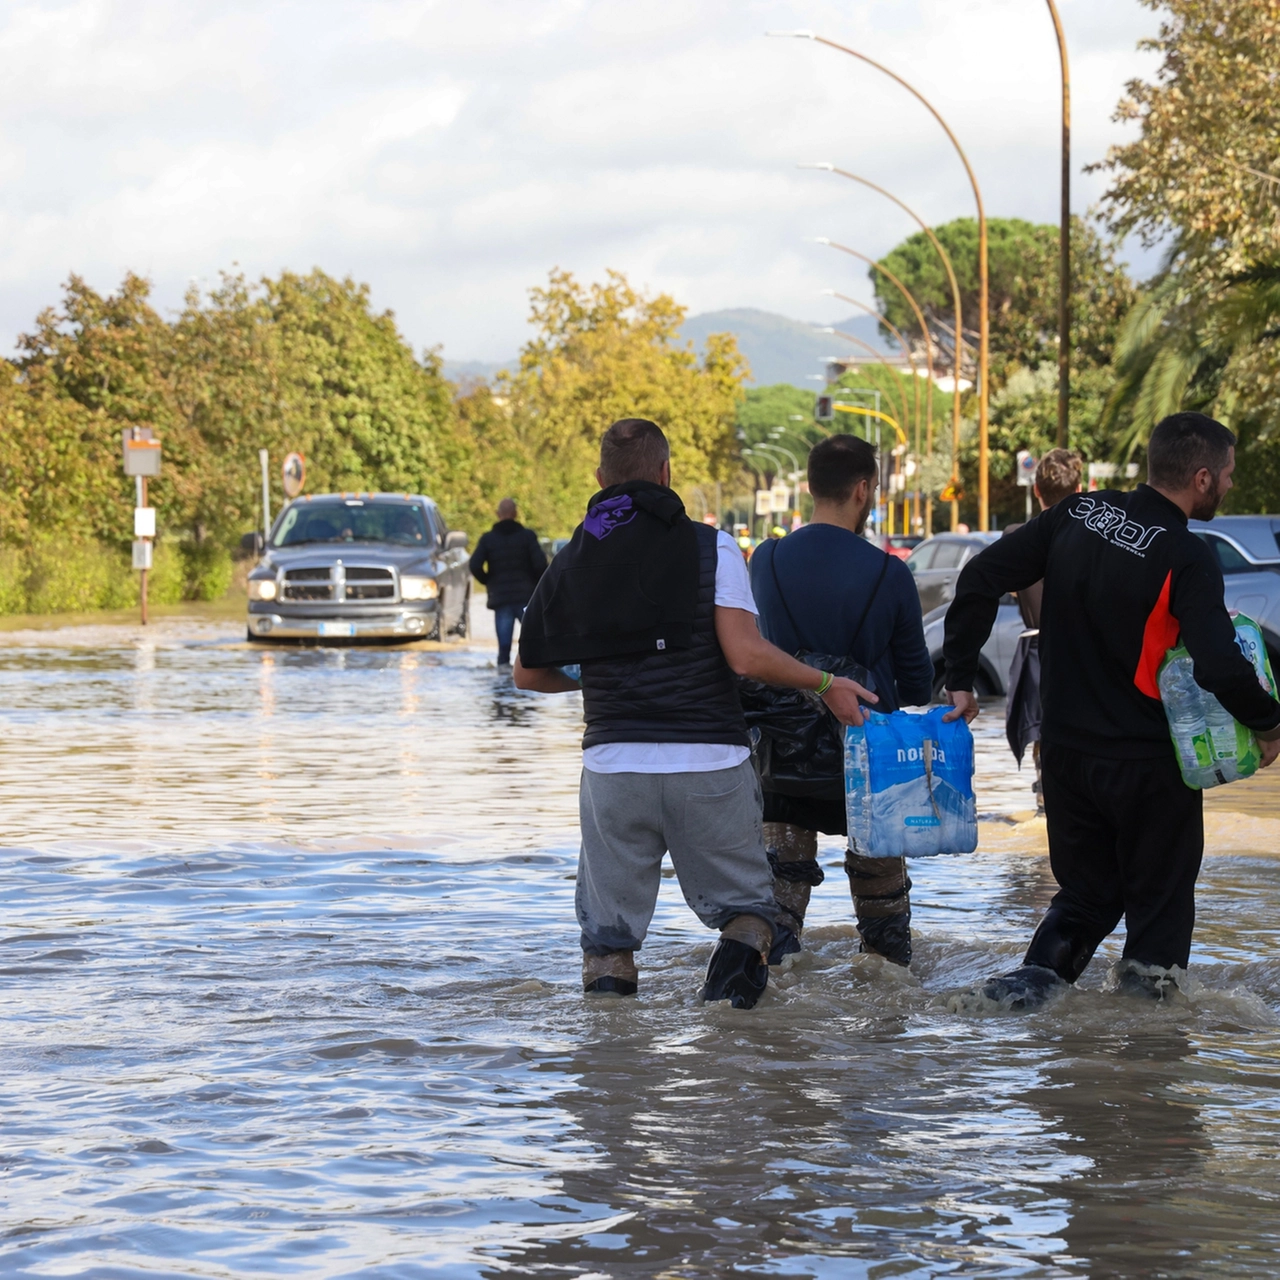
[1190,474,1226,521]
[854,491,875,535]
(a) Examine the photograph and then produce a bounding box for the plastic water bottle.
[1159,653,1214,786]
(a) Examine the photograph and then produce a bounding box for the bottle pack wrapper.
[1158,612,1278,790]
[844,707,978,858]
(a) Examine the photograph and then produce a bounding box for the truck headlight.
[400,575,438,601]
[248,578,277,601]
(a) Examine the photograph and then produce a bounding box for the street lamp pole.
[819,240,944,534]
[1046,0,1071,449]
[821,291,923,532]
[806,164,967,532]
[818,328,912,439]
[773,30,990,530]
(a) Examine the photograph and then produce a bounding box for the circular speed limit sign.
[281,452,306,499]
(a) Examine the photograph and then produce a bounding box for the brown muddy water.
[3,609,1280,1278]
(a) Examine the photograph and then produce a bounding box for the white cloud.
[0,0,1162,360]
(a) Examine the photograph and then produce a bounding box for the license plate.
[319,621,355,638]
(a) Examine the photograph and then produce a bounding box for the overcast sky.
[0,0,1162,363]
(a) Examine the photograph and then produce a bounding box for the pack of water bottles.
[844,707,978,858]
[1158,612,1278,789]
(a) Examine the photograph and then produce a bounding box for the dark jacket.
[580,522,748,749]
[469,520,547,611]
[518,482,699,667]
[944,486,1280,759]
[750,525,933,712]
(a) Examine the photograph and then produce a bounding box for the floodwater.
[3,610,1280,1278]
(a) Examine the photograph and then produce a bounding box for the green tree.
[1090,0,1280,503]
[499,269,748,535]
[874,216,1136,377]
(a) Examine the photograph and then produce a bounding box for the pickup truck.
[244,493,470,643]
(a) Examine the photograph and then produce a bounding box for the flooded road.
[3,612,1280,1277]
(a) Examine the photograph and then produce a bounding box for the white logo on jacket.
[1069,495,1164,557]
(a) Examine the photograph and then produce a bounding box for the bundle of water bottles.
[1158,612,1278,789]
[844,706,978,858]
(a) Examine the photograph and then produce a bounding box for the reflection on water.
[2,614,1280,1277]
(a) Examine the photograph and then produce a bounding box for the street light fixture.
[804,163,966,528]
[817,239,946,533]
[772,30,991,530]
[1046,0,1071,448]
[820,290,924,532]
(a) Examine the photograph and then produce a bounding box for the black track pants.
[1028,742,1204,973]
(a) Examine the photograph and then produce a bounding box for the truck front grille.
[283,568,333,602]
[345,566,395,600]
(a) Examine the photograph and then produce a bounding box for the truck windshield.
[273,501,431,548]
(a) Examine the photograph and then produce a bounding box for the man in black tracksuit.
[943,413,1280,1008]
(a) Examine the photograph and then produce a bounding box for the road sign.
[939,482,964,503]
[1016,450,1037,487]
[131,540,153,570]
[282,452,306,498]
[122,427,161,476]
[755,490,771,516]
[134,507,156,538]
[770,483,790,513]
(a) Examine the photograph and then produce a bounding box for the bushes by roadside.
[0,539,231,616]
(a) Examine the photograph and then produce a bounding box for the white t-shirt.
[582,530,757,774]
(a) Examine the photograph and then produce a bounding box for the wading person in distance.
[469,498,548,670]
[1003,448,1084,811]
[515,418,875,1008]
[750,435,932,965]
[943,413,1280,1009]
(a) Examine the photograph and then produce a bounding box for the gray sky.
[0,0,1161,362]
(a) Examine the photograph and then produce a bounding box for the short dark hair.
[599,418,670,486]
[1147,412,1236,490]
[808,434,877,502]
[1034,448,1083,507]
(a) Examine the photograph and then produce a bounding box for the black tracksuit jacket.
[943,485,1280,760]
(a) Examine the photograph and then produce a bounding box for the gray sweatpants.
[576,760,776,956]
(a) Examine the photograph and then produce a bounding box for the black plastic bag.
[738,654,876,798]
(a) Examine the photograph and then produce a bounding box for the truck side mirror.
[444,530,468,551]
[240,531,265,557]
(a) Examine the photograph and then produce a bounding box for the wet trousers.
[576,761,776,956]
[1028,742,1204,976]
[494,605,524,665]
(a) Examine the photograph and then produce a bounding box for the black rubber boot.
[979,964,1066,1012]
[701,914,772,1009]
[845,849,912,966]
[764,822,822,964]
[1112,959,1183,1002]
[701,940,769,1009]
[582,950,638,997]
[1023,905,1104,984]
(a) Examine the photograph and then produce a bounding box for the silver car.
[1189,514,1280,665]
[906,532,1023,696]
[245,493,471,643]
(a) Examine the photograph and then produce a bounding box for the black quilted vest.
[580,523,749,748]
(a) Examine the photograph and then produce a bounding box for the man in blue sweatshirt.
[751,434,933,964]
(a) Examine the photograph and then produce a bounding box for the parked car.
[905,532,1000,613]
[870,533,923,561]
[1189,514,1280,668]
[906,531,1022,697]
[244,493,470,643]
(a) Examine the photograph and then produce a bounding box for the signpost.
[123,427,160,624]
[281,452,306,500]
[1016,449,1037,521]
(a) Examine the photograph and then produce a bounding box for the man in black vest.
[469,498,548,669]
[515,418,875,1009]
